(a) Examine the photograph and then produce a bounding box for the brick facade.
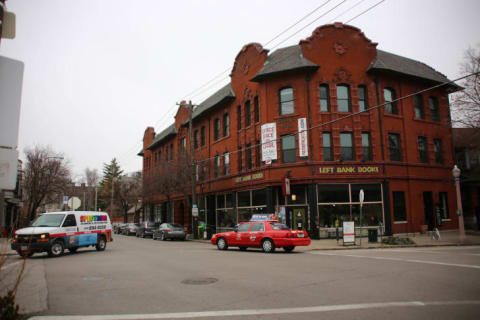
[140,23,460,239]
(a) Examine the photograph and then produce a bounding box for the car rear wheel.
[283,246,295,252]
[216,237,228,250]
[48,241,65,257]
[96,236,106,251]
[262,239,275,253]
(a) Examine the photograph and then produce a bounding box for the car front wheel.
[96,236,106,251]
[262,239,275,253]
[216,237,228,250]
[48,241,65,257]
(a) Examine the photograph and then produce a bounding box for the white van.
[11,211,113,258]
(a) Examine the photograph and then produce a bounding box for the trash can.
[368,229,378,243]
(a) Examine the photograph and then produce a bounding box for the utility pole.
[188,100,198,239]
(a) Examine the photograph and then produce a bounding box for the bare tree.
[84,167,99,187]
[116,172,142,223]
[452,45,480,127]
[23,146,71,222]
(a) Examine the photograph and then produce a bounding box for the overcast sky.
[1,0,479,181]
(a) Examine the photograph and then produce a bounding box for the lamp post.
[452,165,466,242]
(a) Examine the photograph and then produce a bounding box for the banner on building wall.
[298,118,308,158]
[261,123,277,162]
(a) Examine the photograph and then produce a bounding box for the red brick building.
[140,23,461,239]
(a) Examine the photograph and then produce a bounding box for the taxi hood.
[15,227,58,235]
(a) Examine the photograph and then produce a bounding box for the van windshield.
[30,214,65,227]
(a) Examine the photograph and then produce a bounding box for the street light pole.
[452,165,466,242]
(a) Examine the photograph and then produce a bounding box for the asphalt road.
[16,235,480,320]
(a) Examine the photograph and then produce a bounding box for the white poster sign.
[298,118,308,158]
[261,123,277,162]
[343,221,355,244]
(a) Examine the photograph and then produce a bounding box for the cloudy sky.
[1,0,479,180]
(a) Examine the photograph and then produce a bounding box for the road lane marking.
[311,252,480,269]
[29,300,480,320]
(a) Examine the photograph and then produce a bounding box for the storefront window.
[217,209,236,232]
[252,189,267,206]
[351,204,383,226]
[226,193,234,208]
[238,208,252,223]
[217,194,225,209]
[238,191,250,207]
[317,184,349,203]
[351,184,382,202]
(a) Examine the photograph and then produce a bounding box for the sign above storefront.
[317,165,381,174]
[234,172,264,183]
[261,123,277,162]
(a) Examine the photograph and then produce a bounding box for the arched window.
[279,87,294,115]
[337,85,351,112]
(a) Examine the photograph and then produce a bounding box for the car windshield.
[270,223,290,231]
[30,214,65,227]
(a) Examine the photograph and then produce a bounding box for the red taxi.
[210,215,310,253]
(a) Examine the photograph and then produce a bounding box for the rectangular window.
[340,132,354,161]
[439,192,449,220]
[429,96,439,121]
[237,106,242,129]
[255,140,261,167]
[388,133,402,161]
[281,135,296,163]
[165,146,168,161]
[384,88,398,114]
[254,96,260,123]
[279,88,294,115]
[418,136,428,163]
[320,84,330,112]
[337,85,350,112]
[238,147,242,172]
[323,132,332,161]
[194,130,199,149]
[223,113,229,137]
[214,155,220,178]
[358,85,367,112]
[434,138,443,164]
[201,126,206,146]
[414,94,425,119]
[362,132,372,161]
[223,152,230,176]
[246,143,252,170]
[170,144,173,160]
[181,137,186,153]
[245,101,251,127]
[214,118,220,141]
[393,191,407,221]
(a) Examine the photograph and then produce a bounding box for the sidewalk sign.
[343,221,355,246]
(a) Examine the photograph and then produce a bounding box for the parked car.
[152,223,186,241]
[113,223,125,234]
[210,220,310,253]
[136,221,160,238]
[122,223,139,236]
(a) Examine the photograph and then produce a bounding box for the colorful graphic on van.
[80,215,107,224]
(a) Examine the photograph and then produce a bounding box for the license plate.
[297,233,304,238]
[21,246,28,250]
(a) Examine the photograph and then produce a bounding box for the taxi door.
[231,222,252,246]
[249,222,265,247]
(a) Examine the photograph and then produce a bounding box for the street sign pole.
[359,189,364,246]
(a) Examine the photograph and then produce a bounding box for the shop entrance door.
[423,192,434,231]
[292,208,306,230]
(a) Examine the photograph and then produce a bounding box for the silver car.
[153,223,186,241]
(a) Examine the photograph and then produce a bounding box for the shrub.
[0,291,20,320]
[381,236,415,245]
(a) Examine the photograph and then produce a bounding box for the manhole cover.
[181,277,218,285]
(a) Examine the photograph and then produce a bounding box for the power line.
[194,71,477,165]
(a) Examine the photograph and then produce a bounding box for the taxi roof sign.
[250,214,277,222]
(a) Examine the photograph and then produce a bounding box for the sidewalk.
[192,230,480,252]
